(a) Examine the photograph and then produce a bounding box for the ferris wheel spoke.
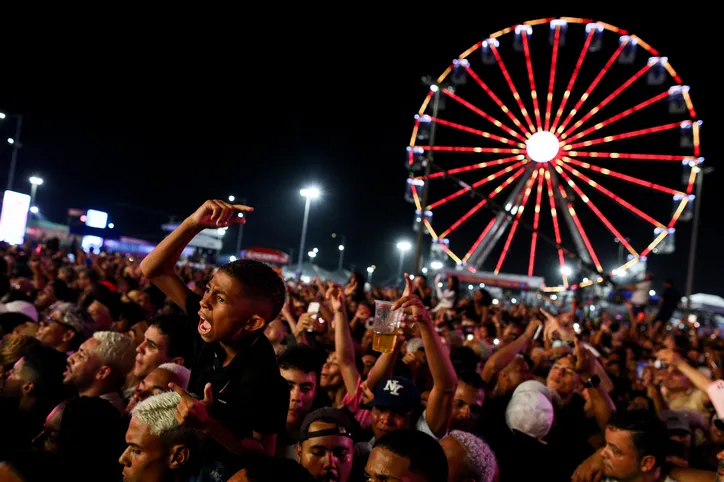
[489,43,537,134]
[427,159,529,210]
[555,160,666,228]
[528,167,546,276]
[464,66,531,138]
[555,37,630,136]
[553,162,639,258]
[561,157,685,196]
[421,146,524,154]
[429,117,524,147]
[566,151,689,162]
[494,169,540,274]
[544,25,562,131]
[551,173,604,272]
[463,217,498,264]
[442,89,528,143]
[561,63,654,140]
[550,29,595,133]
[438,165,530,238]
[422,154,525,180]
[563,121,681,150]
[563,91,669,144]
[543,167,569,287]
[521,30,543,131]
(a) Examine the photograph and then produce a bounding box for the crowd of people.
[0,198,721,481]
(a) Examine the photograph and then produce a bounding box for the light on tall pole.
[366,265,376,284]
[5,114,23,191]
[337,235,346,272]
[29,176,43,210]
[228,196,246,258]
[297,187,321,278]
[397,241,412,278]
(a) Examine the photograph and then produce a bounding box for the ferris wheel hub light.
[526,131,560,163]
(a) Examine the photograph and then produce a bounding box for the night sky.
[0,9,720,294]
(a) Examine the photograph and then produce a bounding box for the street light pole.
[7,115,23,192]
[229,196,246,258]
[685,165,713,312]
[297,187,320,278]
[366,265,376,284]
[337,235,346,272]
[413,84,441,274]
[297,196,312,277]
[397,241,412,280]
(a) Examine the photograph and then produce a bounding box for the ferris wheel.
[407,17,702,291]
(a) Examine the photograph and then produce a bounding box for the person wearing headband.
[297,408,355,482]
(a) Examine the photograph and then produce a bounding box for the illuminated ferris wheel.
[407,17,703,291]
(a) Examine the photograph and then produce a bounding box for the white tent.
[685,293,724,315]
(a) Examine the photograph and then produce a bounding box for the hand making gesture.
[187,199,254,230]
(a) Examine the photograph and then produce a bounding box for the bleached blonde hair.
[132,392,200,446]
[92,331,136,376]
[446,431,497,482]
[157,363,191,391]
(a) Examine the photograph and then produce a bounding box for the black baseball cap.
[371,376,420,413]
[299,408,355,442]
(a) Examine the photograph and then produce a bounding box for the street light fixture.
[367,265,376,284]
[28,176,44,212]
[228,195,235,202]
[297,186,321,277]
[396,241,412,278]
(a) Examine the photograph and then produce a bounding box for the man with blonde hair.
[440,431,497,482]
[120,392,203,482]
[63,331,135,411]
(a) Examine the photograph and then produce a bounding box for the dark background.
[0,7,719,293]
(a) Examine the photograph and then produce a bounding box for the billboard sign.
[0,190,31,245]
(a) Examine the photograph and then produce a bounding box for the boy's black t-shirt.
[185,292,289,440]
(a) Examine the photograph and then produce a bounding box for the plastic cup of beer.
[373,300,400,353]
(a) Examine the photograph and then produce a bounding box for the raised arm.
[394,275,457,438]
[141,200,252,310]
[327,286,360,397]
[482,318,541,383]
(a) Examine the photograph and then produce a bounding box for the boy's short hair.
[278,345,322,375]
[219,260,286,322]
[374,430,448,482]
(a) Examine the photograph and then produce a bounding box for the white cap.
[506,391,554,440]
[513,380,552,401]
[4,301,38,322]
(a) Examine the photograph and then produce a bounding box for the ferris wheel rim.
[407,17,701,291]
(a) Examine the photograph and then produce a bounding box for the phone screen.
[306,302,321,332]
[636,361,648,380]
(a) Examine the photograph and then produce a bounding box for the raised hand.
[392,293,431,327]
[343,279,358,297]
[170,382,213,430]
[325,285,346,313]
[401,273,413,298]
[187,200,253,230]
[574,339,594,379]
